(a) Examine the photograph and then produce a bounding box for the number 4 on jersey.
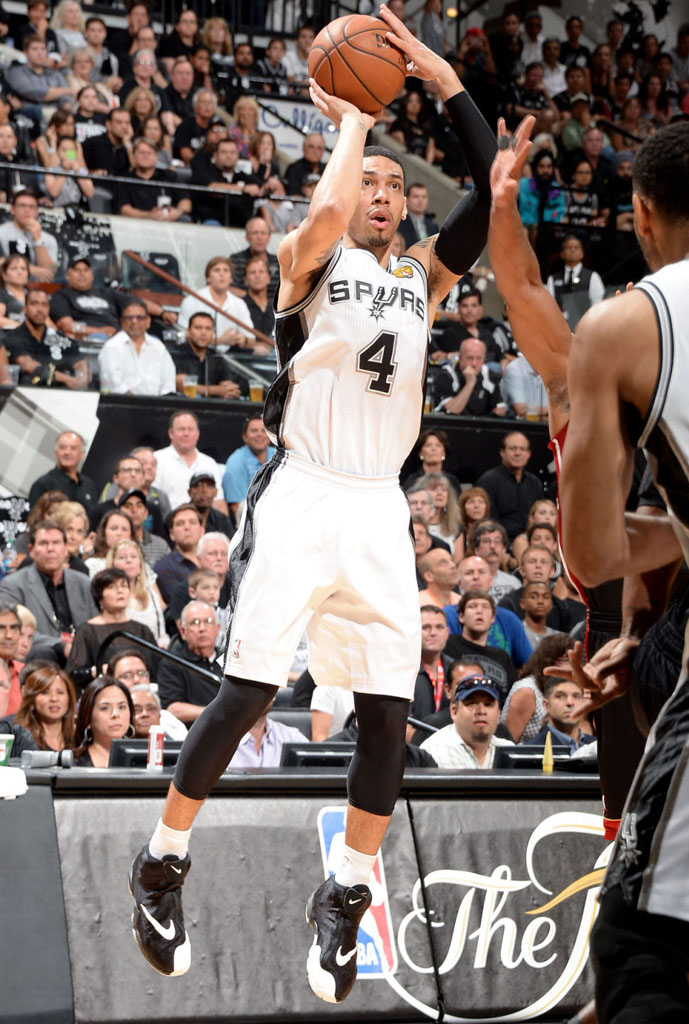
[357,331,398,395]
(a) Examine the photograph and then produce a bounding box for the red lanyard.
[422,659,445,712]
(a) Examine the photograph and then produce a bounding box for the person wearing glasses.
[108,648,187,739]
[98,299,176,395]
[157,600,222,724]
[419,672,514,768]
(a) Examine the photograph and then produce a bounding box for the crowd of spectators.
[0,415,596,773]
[0,5,686,773]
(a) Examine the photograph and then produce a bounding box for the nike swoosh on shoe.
[141,904,176,940]
[335,946,357,967]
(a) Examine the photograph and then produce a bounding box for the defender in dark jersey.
[129,6,498,1003]
[556,123,689,1024]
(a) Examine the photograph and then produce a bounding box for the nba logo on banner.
[316,806,397,977]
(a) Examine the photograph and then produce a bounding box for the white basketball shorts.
[222,449,421,698]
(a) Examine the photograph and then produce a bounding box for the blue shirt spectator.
[222,415,276,514]
[443,603,533,668]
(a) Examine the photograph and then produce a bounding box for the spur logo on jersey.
[328,278,426,322]
[316,807,398,977]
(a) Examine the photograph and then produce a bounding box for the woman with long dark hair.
[73,675,134,766]
[14,663,76,751]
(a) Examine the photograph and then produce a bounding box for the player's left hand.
[379,4,456,87]
[490,115,535,206]
[308,78,380,130]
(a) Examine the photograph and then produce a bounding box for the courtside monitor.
[493,744,574,770]
[108,738,184,768]
[280,741,356,768]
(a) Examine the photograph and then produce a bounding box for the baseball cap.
[452,674,500,703]
[69,254,91,268]
[189,471,216,487]
[118,488,148,507]
[569,92,591,105]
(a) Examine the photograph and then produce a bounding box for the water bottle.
[2,541,14,575]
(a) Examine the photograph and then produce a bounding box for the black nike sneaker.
[129,846,191,977]
[305,875,372,1003]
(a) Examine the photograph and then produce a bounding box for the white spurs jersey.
[264,245,430,477]
[637,258,689,562]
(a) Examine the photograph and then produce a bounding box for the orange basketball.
[308,15,407,114]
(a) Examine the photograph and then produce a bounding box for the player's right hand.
[308,79,380,131]
[543,637,640,720]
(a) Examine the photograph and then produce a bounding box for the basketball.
[308,15,407,114]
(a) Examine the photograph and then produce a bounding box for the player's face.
[348,158,406,252]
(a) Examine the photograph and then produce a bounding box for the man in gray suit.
[0,520,97,663]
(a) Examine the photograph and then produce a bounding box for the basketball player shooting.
[128,4,497,1004]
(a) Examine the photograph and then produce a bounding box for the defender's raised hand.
[490,115,535,204]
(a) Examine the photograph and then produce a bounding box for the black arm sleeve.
[434,90,497,275]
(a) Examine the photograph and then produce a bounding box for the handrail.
[123,250,275,354]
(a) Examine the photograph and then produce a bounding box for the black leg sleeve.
[347,692,409,817]
[173,676,278,801]
[592,885,689,1024]
[434,90,498,274]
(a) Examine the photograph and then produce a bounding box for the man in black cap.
[50,257,133,341]
[188,473,234,538]
[172,312,243,400]
[118,488,171,566]
[419,673,514,768]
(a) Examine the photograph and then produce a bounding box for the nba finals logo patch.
[392,265,413,278]
[316,806,397,977]
[232,639,241,658]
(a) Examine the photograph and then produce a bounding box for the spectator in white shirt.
[420,673,514,768]
[520,12,544,66]
[282,25,314,89]
[177,257,253,352]
[154,410,224,509]
[98,300,176,395]
[311,685,355,741]
[541,38,568,97]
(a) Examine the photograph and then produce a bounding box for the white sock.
[334,844,377,888]
[148,818,191,861]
